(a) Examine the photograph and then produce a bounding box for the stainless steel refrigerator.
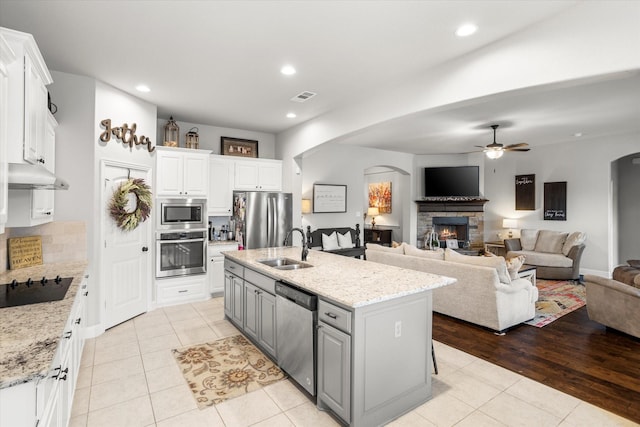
[233,191,293,249]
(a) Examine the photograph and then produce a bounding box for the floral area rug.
[524,279,586,328]
[172,334,286,408]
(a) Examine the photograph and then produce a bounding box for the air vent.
[290,91,317,103]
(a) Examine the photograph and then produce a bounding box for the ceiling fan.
[477,124,530,159]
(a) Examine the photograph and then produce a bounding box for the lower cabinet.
[0,274,88,427]
[223,260,277,359]
[243,281,276,358]
[156,274,207,306]
[317,322,351,423]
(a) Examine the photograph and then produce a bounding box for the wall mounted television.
[424,166,479,197]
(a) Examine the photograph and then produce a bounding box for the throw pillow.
[635,274,640,288]
[391,241,402,248]
[520,229,539,251]
[366,243,405,253]
[322,232,340,251]
[562,232,586,256]
[444,248,511,284]
[534,230,569,254]
[404,244,445,260]
[337,231,354,248]
[506,255,526,280]
[627,259,640,268]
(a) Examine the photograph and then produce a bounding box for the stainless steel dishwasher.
[275,281,318,395]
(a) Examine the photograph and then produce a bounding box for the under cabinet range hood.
[8,163,70,190]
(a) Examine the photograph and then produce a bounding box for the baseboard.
[580,268,610,278]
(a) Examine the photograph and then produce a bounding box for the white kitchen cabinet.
[0,33,15,234]
[233,158,282,191]
[208,243,237,295]
[1,27,53,166]
[156,274,208,307]
[208,155,234,215]
[156,146,211,197]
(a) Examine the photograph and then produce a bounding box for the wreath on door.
[109,178,152,231]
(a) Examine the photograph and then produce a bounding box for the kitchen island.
[223,247,456,427]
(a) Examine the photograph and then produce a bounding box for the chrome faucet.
[283,228,309,261]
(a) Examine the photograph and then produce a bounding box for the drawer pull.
[178,290,188,293]
[75,318,81,325]
[64,331,72,339]
[325,312,338,319]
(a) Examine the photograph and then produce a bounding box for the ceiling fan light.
[485,149,504,159]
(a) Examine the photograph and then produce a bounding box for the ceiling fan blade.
[505,148,531,152]
[504,143,529,149]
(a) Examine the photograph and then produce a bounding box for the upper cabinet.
[156,146,211,197]
[208,155,234,215]
[234,158,282,191]
[1,27,53,166]
[0,32,17,234]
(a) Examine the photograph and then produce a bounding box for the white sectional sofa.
[366,243,538,333]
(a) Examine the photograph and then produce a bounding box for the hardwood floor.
[433,306,640,423]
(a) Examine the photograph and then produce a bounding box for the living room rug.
[524,280,586,328]
[172,334,286,408]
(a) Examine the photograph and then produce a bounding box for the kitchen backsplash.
[0,221,87,274]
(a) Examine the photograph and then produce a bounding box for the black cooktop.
[0,276,73,309]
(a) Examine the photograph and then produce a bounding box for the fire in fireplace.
[432,216,469,246]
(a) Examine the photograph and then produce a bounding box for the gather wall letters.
[99,119,155,152]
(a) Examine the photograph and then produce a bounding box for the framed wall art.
[313,184,347,213]
[368,181,392,213]
[544,181,567,220]
[221,136,258,158]
[515,174,535,210]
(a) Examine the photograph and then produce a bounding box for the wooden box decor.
[221,136,258,158]
[8,236,43,270]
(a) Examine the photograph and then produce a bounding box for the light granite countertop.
[223,247,456,308]
[0,261,89,389]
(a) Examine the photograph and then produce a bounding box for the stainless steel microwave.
[157,198,207,229]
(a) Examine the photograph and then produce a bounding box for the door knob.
[142,246,149,252]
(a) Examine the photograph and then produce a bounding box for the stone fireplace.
[416,198,488,249]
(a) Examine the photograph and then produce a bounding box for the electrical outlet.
[394,320,402,338]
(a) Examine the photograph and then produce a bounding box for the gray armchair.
[584,274,640,338]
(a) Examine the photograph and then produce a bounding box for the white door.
[102,161,152,329]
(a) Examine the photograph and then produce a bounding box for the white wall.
[156,118,275,158]
[482,132,640,275]
[301,143,413,243]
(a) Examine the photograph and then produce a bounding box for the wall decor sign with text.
[515,174,535,210]
[99,119,155,152]
[221,136,259,158]
[313,184,347,213]
[544,181,567,221]
[368,181,392,213]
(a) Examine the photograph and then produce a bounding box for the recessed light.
[573,132,583,137]
[286,112,297,118]
[456,23,477,37]
[135,84,151,93]
[281,65,296,76]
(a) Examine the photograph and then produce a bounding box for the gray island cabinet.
[223,247,455,426]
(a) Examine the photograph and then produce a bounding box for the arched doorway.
[612,153,640,266]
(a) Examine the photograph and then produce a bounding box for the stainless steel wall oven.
[156,229,207,278]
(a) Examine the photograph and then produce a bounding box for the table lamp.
[502,219,518,238]
[367,207,380,228]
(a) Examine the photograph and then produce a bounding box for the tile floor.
[69,297,638,427]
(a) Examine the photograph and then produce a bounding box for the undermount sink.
[257,257,312,270]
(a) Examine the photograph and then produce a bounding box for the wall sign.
[515,174,535,210]
[8,236,43,270]
[99,119,155,152]
[544,181,567,221]
[313,184,347,213]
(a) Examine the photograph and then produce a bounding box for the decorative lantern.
[163,116,179,147]
[185,127,200,149]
